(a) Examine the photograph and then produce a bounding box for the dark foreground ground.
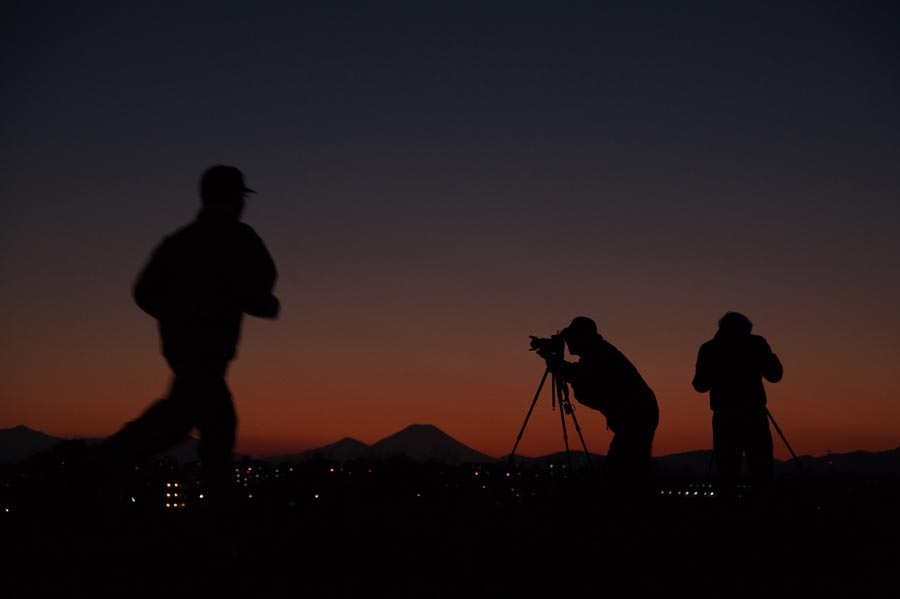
[2,458,898,598]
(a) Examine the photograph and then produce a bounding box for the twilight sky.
[2,1,899,459]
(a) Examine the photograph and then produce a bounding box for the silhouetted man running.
[100,165,279,500]
[538,316,659,499]
[692,312,783,504]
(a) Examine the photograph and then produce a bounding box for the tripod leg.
[767,407,803,470]
[554,376,592,471]
[565,402,594,471]
[554,374,573,471]
[506,367,550,471]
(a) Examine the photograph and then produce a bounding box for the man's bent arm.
[692,347,710,393]
[762,349,783,383]
[241,232,280,319]
[133,242,170,319]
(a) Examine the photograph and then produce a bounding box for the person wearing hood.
[692,312,783,503]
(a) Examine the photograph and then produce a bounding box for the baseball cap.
[562,316,598,338]
[200,165,256,199]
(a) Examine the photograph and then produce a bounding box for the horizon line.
[5,423,897,463]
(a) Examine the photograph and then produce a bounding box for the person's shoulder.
[153,221,195,249]
[749,334,773,351]
[237,223,272,253]
[170,220,198,237]
[233,220,263,239]
[598,338,633,364]
[204,218,262,242]
[597,337,619,355]
[697,338,717,352]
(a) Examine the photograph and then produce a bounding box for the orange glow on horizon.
[3,263,899,463]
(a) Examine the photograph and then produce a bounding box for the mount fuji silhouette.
[270,424,494,465]
[368,423,494,464]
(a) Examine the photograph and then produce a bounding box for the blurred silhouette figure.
[692,312,783,504]
[537,316,659,499]
[98,165,279,504]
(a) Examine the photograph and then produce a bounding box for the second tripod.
[506,365,593,472]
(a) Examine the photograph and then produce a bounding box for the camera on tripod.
[529,332,565,360]
[508,330,592,470]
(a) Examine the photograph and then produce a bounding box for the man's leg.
[745,409,775,499]
[712,411,742,504]
[601,429,655,513]
[192,374,237,506]
[98,389,193,476]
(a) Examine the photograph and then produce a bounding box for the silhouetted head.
[200,165,255,219]
[717,311,753,337]
[562,316,600,356]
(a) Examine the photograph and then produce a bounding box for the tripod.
[767,407,803,469]
[705,406,804,477]
[506,364,593,472]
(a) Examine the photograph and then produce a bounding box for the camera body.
[529,333,565,359]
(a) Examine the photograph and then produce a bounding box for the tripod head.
[530,332,572,412]
[506,334,592,472]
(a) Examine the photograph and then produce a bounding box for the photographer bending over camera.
[535,316,659,497]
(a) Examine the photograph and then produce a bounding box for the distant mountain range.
[264,424,494,465]
[0,425,61,465]
[2,424,898,476]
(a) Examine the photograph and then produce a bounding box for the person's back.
[134,208,278,371]
[692,312,782,504]
[551,316,659,500]
[693,316,783,410]
[569,336,658,433]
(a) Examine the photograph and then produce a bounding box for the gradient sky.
[3,1,899,460]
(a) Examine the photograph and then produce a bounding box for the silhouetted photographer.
[98,165,280,504]
[533,316,659,498]
[692,312,783,504]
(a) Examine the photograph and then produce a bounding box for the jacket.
[557,336,658,433]
[692,331,782,411]
[133,208,279,370]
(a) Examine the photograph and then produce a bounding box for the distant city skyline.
[3,2,899,460]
